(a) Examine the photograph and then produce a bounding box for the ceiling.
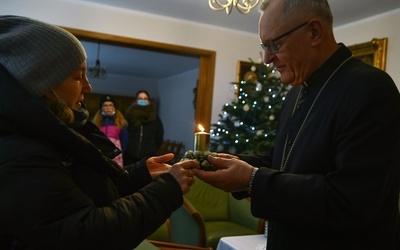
[77,0,400,80]
[81,41,200,80]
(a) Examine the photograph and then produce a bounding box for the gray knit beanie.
[0,15,87,97]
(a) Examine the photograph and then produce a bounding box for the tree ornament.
[256,82,262,91]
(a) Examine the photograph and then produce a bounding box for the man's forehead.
[259,11,285,40]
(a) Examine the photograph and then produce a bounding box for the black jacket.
[125,106,164,165]
[0,66,182,250]
[236,45,400,250]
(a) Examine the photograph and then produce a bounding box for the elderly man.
[194,0,400,249]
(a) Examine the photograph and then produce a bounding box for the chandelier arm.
[208,0,259,14]
[236,0,259,13]
[239,0,259,8]
[208,0,234,11]
[225,4,234,14]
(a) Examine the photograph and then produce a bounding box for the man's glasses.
[260,21,309,54]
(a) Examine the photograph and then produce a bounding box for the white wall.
[334,8,400,91]
[1,0,399,129]
[89,73,159,98]
[158,69,199,155]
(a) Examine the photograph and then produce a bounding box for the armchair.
[169,177,264,249]
[147,219,171,242]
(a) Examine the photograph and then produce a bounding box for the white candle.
[194,124,210,152]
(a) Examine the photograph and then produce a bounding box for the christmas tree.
[210,61,289,154]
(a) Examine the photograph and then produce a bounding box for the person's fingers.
[168,163,196,194]
[151,153,174,163]
[188,176,195,185]
[183,176,195,194]
[175,159,200,170]
[216,153,239,159]
[181,175,192,194]
[183,186,190,194]
[193,167,224,184]
[207,155,231,169]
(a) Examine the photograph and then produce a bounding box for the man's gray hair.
[259,0,333,24]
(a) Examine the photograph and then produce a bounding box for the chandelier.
[208,0,260,15]
[88,43,107,79]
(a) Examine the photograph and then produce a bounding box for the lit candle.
[194,124,210,152]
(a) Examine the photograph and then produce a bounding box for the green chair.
[169,177,264,249]
[147,219,171,242]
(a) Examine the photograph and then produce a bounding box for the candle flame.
[198,124,205,132]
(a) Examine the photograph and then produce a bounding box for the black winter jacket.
[235,45,400,250]
[0,66,182,250]
[124,105,164,165]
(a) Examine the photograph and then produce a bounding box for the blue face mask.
[137,100,149,106]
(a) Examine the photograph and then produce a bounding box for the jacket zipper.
[137,125,143,159]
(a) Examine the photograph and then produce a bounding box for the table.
[216,234,267,250]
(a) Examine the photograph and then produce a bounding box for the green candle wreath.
[180,150,219,171]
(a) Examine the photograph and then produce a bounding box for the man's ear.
[308,19,323,46]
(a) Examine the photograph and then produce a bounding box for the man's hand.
[193,155,253,192]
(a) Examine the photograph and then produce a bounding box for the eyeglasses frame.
[260,21,309,54]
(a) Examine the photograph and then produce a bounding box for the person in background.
[92,95,128,167]
[0,15,198,250]
[194,0,400,249]
[124,90,164,165]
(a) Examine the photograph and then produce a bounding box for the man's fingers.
[216,153,239,159]
[207,155,230,168]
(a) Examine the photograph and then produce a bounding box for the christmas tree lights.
[210,62,289,154]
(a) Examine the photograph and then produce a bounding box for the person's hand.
[215,153,239,160]
[193,155,253,192]
[146,153,174,179]
[168,159,200,194]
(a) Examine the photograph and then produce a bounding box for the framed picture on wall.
[236,60,263,84]
[348,37,388,71]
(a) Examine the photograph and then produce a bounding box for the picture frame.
[236,60,263,83]
[234,60,263,96]
[348,37,388,71]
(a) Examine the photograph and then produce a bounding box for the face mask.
[137,100,149,106]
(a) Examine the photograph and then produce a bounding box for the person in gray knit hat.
[0,15,87,98]
[0,15,199,250]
